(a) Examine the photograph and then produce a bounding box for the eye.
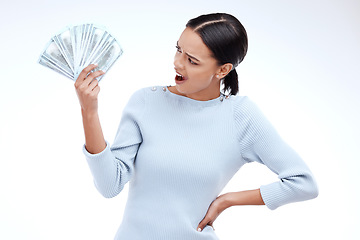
[188,58,198,65]
[175,45,182,53]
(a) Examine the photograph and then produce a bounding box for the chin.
[175,84,192,95]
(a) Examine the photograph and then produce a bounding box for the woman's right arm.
[74,64,144,198]
[74,64,106,154]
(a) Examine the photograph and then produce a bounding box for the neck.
[168,82,221,101]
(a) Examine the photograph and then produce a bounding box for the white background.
[1,0,359,239]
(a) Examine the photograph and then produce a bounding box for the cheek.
[190,68,214,84]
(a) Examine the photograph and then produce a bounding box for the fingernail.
[197,228,202,232]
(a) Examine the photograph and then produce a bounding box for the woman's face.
[173,27,222,101]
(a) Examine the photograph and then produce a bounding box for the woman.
[75,13,318,240]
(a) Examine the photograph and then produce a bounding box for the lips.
[175,71,188,82]
[175,73,183,81]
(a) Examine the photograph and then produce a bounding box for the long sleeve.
[82,88,146,198]
[78,86,319,239]
[234,97,319,210]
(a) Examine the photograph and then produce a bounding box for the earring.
[216,75,220,78]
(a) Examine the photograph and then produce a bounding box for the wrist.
[81,108,98,119]
[219,192,234,210]
[221,189,265,207]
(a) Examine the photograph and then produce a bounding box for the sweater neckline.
[164,86,225,107]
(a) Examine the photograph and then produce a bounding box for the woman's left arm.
[198,97,319,231]
[235,98,319,210]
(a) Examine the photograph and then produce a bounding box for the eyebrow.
[177,41,201,62]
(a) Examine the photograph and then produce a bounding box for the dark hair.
[186,13,248,95]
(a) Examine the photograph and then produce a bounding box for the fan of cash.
[38,23,123,81]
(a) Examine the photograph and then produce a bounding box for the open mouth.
[175,72,187,82]
[175,73,183,81]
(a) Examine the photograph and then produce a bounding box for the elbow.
[260,172,319,210]
[92,168,130,199]
[100,191,119,199]
[94,182,123,199]
[305,172,319,200]
[307,179,319,200]
[295,173,319,201]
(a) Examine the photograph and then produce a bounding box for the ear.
[216,63,233,79]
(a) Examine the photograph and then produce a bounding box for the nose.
[174,52,184,70]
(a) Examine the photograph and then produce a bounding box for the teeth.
[175,73,184,81]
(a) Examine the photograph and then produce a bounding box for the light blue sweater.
[83,86,318,240]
